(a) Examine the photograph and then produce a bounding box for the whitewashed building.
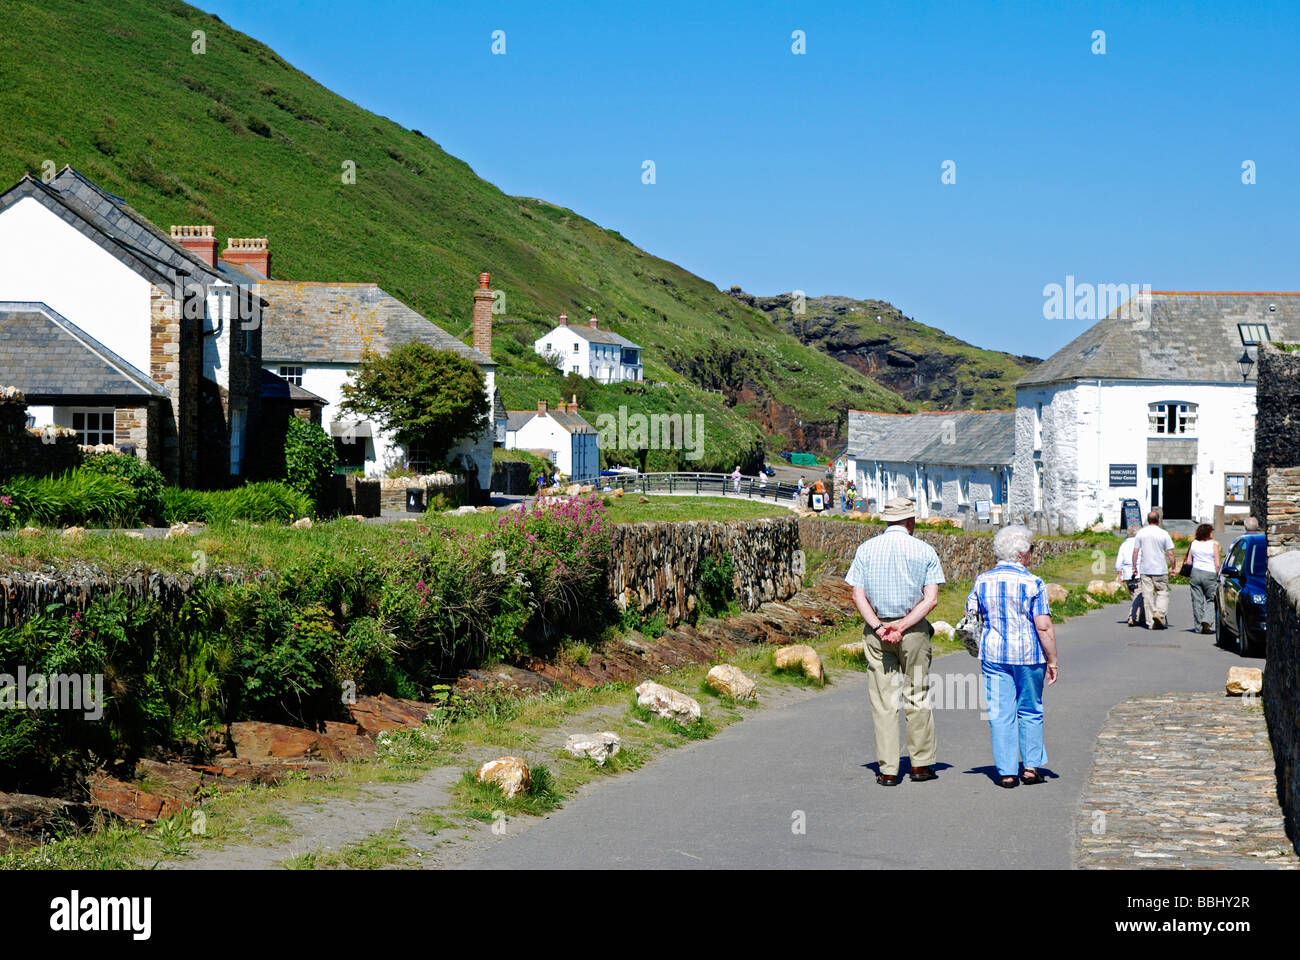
[260,272,501,491]
[846,409,1015,522]
[1010,292,1300,531]
[534,314,643,383]
[504,399,599,480]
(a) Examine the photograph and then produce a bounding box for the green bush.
[161,481,313,525]
[1,468,136,528]
[283,417,337,509]
[697,555,736,619]
[81,452,166,525]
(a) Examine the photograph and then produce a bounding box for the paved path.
[453,584,1268,869]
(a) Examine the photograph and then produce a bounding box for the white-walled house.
[534,314,643,383]
[847,409,1015,522]
[259,272,500,491]
[504,399,599,479]
[0,167,263,485]
[1009,292,1300,531]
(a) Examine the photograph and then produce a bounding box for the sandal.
[1020,769,1046,785]
[998,775,1018,789]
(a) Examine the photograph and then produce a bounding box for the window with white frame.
[279,366,304,386]
[1034,402,1043,451]
[1148,401,1197,436]
[68,408,115,446]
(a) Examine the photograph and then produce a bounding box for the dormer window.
[1149,401,1197,436]
[1239,323,1270,345]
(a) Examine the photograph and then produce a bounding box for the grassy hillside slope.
[0,0,1016,466]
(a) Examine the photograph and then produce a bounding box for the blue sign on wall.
[1109,464,1138,487]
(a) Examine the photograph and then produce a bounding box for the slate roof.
[505,409,596,435]
[492,388,506,425]
[0,301,168,401]
[847,409,1015,467]
[551,323,642,350]
[260,368,327,406]
[257,282,492,366]
[1017,293,1300,386]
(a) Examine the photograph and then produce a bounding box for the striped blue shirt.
[843,526,946,619]
[964,561,1051,665]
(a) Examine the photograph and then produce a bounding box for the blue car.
[1215,532,1267,657]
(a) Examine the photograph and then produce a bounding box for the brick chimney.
[473,271,493,358]
[558,313,568,326]
[567,394,579,413]
[589,316,598,329]
[222,237,271,278]
[537,399,547,416]
[170,225,217,266]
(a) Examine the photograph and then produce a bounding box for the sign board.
[1121,498,1142,531]
[974,499,991,521]
[1109,464,1138,487]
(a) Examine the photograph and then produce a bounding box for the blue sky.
[200,0,1298,359]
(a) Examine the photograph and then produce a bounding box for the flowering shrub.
[0,494,15,530]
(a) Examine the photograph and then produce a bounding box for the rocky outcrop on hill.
[727,288,1038,410]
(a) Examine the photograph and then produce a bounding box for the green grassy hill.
[0,0,1024,467]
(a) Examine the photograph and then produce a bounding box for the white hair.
[993,524,1034,562]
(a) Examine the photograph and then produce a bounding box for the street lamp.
[1238,348,1255,381]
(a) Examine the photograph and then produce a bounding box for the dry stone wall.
[797,517,1089,583]
[0,388,81,481]
[1264,551,1300,855]
[609,516,802,625]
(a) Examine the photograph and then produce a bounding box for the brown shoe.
[876,773,901,786]
[909,766,938,782]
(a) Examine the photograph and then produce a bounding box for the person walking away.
[731,465,742,493]
[1115,523,1145,627]
[795,475,806,502]
[965,524,1058,788]
[844,497,946,786]
[1132,510,1176,629]
[1184,523,1221,634]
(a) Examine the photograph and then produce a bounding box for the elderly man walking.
[845,497,946,786]
[1132,510,1176,630]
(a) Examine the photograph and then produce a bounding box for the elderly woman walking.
[965,524,1059,788]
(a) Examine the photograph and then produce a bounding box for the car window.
[1227,541,1246,570]
[1248,541,1266,577]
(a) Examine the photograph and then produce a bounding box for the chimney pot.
[479,271,491,289]
[171,225,218,266]
[221,237,271,277]
[537,399,547,415]
[589,316,598,328]
[558,313,568,326]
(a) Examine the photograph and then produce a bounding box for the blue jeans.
[982,660,1047,777]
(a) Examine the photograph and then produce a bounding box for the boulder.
[164,522,190,539]
[476,756,531,798]
[87,774,188,824]
[634,680,702,726]
[579,484,595,495]
[614,488,625,498]
[773,644,826,685]
[322,720,378,760]
[61,526,85,539]
[1089,522,1110,533]
[451,505,479,515]
[230,720,343,762]
[1226,666,1263,696]
[0,791,88,836]
[291,517,313,529]
[477,505,497,513]
[1086,579,1122,599]
[344,514,368,522]
[705,663,757,701]
[837,641,865,659]
[564,732,622,765]
[637,496,650,503]
[1045,583,1069,605]
[565,483,582,497]
[930,620,955,639]
[190,760,334,786]
[18,526,42,538]
[346,693,436,737]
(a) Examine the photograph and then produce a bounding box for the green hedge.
[161,482,313,525]
[0,469,136,528]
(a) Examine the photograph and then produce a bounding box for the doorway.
[1160,465,1193,520]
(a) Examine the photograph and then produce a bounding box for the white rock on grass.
[930,620,955,639]
[19,527,42,538]
[165,522,190,539]
[1045,583,1069,605]
[837,641,865,659]
[634,681,702,727]
[61,526,85,539]
[476,756,531,798]
[773,644,825,685]
[291,517,313,529]
[704,664,757,701]
[564,732,622,765]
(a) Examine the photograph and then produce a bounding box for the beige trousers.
[864,620,936,776]
[1140,574,1170,623]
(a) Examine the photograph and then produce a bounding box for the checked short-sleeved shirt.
[964,561,1051,665]
[843,525,945,619]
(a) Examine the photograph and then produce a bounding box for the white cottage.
[504,399,599,480]
[846,409,1015,522]
[1009,292,1300,531]
[534,314,643,383]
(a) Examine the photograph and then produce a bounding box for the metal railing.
[568,471,808,504]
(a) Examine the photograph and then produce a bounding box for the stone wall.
[1267,466,1300,556]
[1252,342,1300,547]
[797,517,1089,584]
[0,567,251,629]
[609,516,803,625]
[0,388,80,481]
[1264,551,1300,855]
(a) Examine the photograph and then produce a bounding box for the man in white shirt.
[1131,511,1176,629]
[1114,523,1145,627]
